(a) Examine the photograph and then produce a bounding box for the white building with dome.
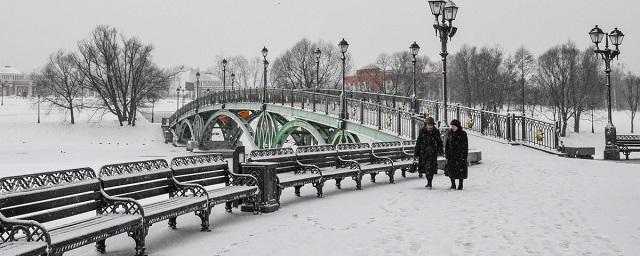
[0,66,34,97]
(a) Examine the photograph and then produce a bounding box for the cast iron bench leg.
[96,239,106,253]
[387,169,395,184]
[196,209,211,232]
[128,226,148,256]
[335,178,343,189]
[225,202,233,213]
[401,169,406,178]
[168,217,177,229]
[370,173,377,183]
[353,175,362,190]
[313,181,324,198]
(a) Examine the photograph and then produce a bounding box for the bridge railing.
[169,88,560,151]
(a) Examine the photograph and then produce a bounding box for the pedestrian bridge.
[167,88,560,152]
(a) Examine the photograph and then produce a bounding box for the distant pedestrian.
[445,119,468,190]
[415,117,443,189]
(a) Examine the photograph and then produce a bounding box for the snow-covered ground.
[1,96,639,255]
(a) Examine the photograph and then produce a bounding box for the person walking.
[445,119,468,190]
[414,117,443,189]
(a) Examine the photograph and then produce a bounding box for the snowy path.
[2,97,639,255]
[54,135,640,256]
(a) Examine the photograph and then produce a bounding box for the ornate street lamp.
[195,72,201,99]
[176,87,180,111]
[428,0,458,128]
[262,46,269,104]
[314,48,322,92]
[410,41,420,113]
[222,59,227,101]
[338,38,349,122]
[37,94,41,124]
[589,25,625,160]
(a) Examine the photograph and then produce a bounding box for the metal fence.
[169,88,560,151]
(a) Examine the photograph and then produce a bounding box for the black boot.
[457,179,463,190]
[450,178,456,190]
[425,174,433,190]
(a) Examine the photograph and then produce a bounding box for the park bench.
[336,143,395,184]
[0,168,146,256]
[372,141,417,179]
[249,148,323,200]
[295,145,362,190]
[170,154,260,216]
[98,158,210,254]
[616,134,640,160]
[401,140,422,177]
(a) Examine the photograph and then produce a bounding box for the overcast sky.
[1,0,638,75]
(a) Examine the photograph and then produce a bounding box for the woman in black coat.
[415,117,443,189]
[445,119,468,190]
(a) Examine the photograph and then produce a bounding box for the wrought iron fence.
[169,88,560,151]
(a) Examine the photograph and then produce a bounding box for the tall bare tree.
[76,25,173,126]
[35,50,83,124]
[536,41,580,136]
[624,72,640,133]
[376,53,392,94]
[271,38,350,89]
[512,46,535,114]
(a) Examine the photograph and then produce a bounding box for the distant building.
[0,66,34,97]
[168,69,223,98]
[345,66,394,93]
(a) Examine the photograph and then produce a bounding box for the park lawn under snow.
[1,96,639,255]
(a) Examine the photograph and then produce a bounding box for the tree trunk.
[573,110,581,133]
[69,103,75,124]
[632,113,636,133]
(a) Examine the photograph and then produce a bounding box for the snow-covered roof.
[0,65,21,75]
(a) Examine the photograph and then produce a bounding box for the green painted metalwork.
[272,119,327,148]
[201,109,257,150]
[329,129,359,144]
[254,111,279,149]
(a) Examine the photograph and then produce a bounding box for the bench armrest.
[370,151,394,166]
[0,213,52,250]
[337,156,361,170]
[170,177,209,200]
[295,160,323,175]
[98,189,145,216]
[229,171,259,190]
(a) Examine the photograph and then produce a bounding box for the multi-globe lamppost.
[261,47,269,104]
[427,0,458,128]
[231,73,235,91]
[338,38,349,124]
[588,25,625,160]
[195,72,200,99]
[175,87,181,111]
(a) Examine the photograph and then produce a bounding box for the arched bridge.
[167,88,561,152]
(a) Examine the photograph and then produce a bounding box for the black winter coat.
[445,129,468,179]
[414,126,443,175]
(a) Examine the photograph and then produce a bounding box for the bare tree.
[624,72,640,133]
[271,38,350,89]
[76,25,173,126]
[536,41,580,136]
[34,50,83,124]
[512,46,535,114]
[573,47,604,132]
[376,53,392,93]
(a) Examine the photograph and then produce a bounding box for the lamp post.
[196,72,201,99]
[37,94,41,124]
[315,48,321,92]
[589,25,625,160]
[428,0,459,128]
[410,41,420,113]
[151,97,155,123]
[1,82,4,106]
[176,87,180,111]
[222,59,227,102]
[262,47,269,104]
[338,38,349,123]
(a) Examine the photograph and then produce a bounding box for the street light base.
[604,124,620,160]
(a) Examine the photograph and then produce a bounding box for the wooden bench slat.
[1,192,100,218]
[17,201,100,223]
[112,186,173,200]
[0,181,100,208]
[102,179,171,197]
[100,170,172,188]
